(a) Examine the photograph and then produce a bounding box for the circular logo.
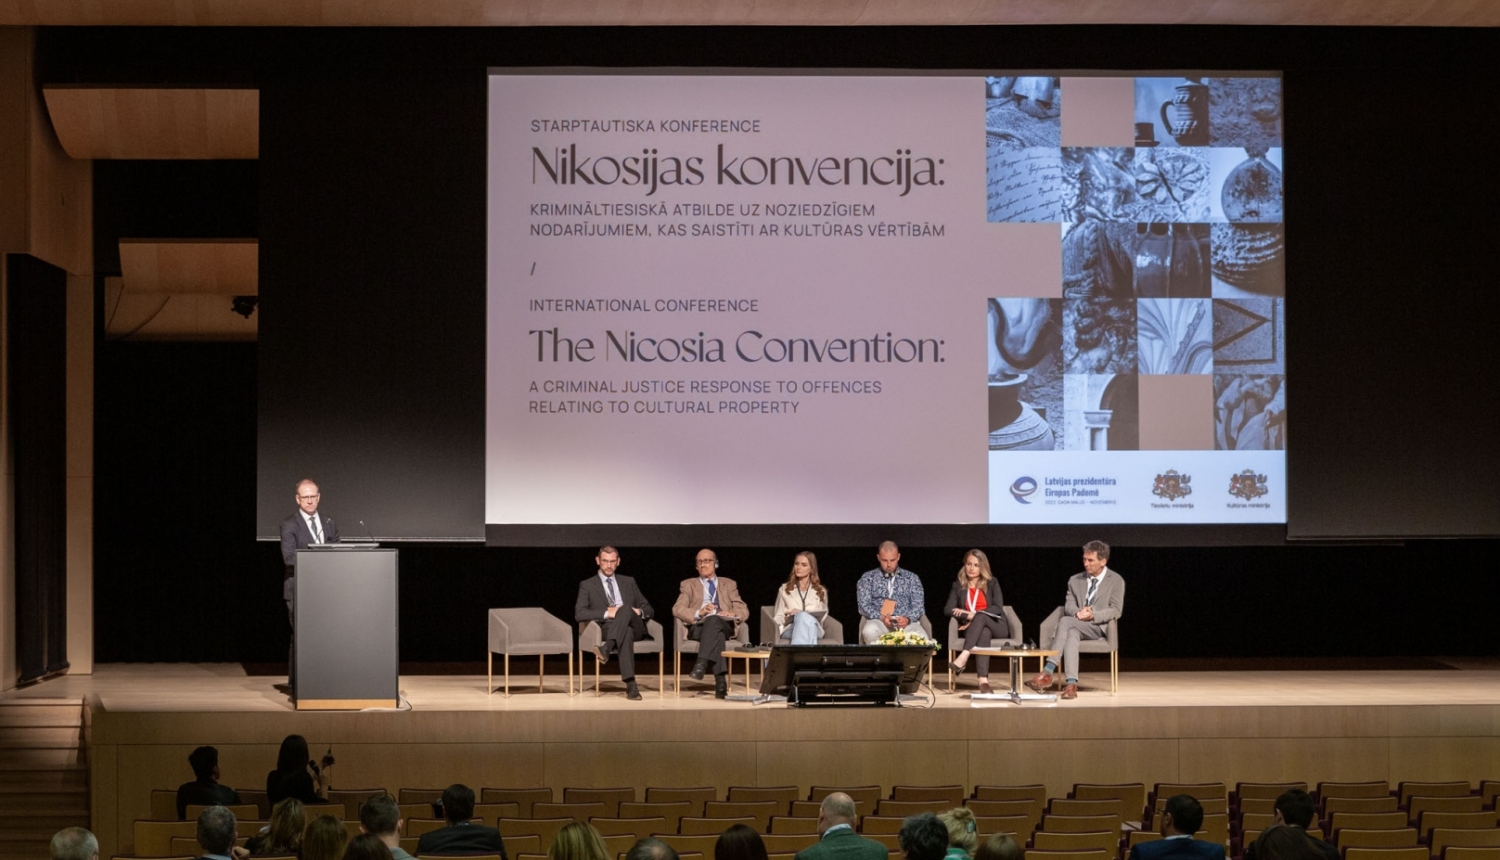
[1010,476,1038,504]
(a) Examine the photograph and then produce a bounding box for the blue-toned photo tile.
[1063,373,1140,451]
[1212,297,1284,375]
[1213,373,1285,451]
[988,297,1065,450]
[1138,298,1213,375]
[1207,77,1282,149]
[1208,147,1283,222]
[1136,76,1210,147]
[1210,223,1285,298]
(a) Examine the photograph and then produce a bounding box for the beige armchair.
[946,605,1024,692]
[487,607,574,696]
[578,617,665,696]
[672,616,750,695]
[757,605,844,646]
[1038,607,1120,693]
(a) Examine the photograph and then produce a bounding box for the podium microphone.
[359,520,376,541]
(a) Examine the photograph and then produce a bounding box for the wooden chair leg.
[568,652,574,697]
[594,657,601,697]
[504,653,510,698]
[538,654,545,693]
[658,653,664,698]
[487,651,492,695]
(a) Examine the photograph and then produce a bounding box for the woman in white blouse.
[773,551,829,645]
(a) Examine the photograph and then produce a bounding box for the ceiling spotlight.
[231,295,258,318]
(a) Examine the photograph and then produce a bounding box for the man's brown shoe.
[1024,672,1053,692]
[1060,683,1078,699]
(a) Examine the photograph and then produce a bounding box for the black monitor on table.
[759,645,932,706]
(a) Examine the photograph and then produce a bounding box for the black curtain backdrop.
[50,24,1500,663]
[8,254,69,680]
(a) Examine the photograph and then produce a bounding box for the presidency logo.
[1009,476,1039,504]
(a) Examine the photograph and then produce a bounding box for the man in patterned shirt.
[855,541,928,644]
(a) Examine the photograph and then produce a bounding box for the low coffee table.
[722,648,769,696]
[968,648,1060,704]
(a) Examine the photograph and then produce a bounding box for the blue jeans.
[780,612,822,645]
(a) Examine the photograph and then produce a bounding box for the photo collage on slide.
[984,75,1284,455]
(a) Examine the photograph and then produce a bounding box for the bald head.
[819,793,858,833]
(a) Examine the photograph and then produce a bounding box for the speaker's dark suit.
[575,573,653,681]
[415,822,508,859]
[278,510,338,694]
[1128,837,1226,860]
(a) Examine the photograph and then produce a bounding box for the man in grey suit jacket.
[1027,539,1124,699]
[575,546,654,701]
[795,793,889,860]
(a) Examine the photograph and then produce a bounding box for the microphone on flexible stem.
[359,520,375,541]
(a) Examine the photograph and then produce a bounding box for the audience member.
[359,793,412,860]
[856,541,927,644]
[344,833,396,860]
[246,797,304,856]
[973,834,1021,860]
[627,837,680,860]
[1250,826,1321,860]
[195,805,239,860]
[265,733,329,804]
[302,815,351,860]
[672,548,750,699]
[715,824,770,860]
[1243,790,1336,860]
[50,827,99,860]
[794,793,888,860]
[414,784,508,858]
[898,813,950,860]
[1126,795,1221,860]
[176,746,242,820]
[550,821,610,860]
[937,807,979,859]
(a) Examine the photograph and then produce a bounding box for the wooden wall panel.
[119,239,257,296]
[42,87,257,160]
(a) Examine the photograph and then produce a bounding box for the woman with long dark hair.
[265,733,330,805]
[772,552,829,645]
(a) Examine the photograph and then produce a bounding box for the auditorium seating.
[124,777,1500,860]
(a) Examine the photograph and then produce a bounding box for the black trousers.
[601,610,648,681]
[690,615,736,675]
[959,613,1011,675]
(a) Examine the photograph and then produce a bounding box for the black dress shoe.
[952,658,968,677]
[625,680,642,700]
[689,660,708,681]
[714,674,728,699]
[594,641,613,664]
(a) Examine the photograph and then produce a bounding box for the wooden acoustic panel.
[42,87,257,160]
[2,0,1498,27]
[119,239,257,296]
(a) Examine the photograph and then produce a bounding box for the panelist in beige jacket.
[672,548,750,698]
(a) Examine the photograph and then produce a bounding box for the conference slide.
[486,72,1285,525]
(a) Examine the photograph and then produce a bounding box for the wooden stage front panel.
[5,662,1497,858]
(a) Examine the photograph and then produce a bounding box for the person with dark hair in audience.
[344,833,396,860]
[973,834,1020,860]
[550,821,610,860]
[715,824,770,860]
[415,784,508,859]
[1126,795,1222,860]
[359,793,413,860]
[575,545,654,701]
[177,746,242,820]
[303,815,350,860]
[673,548,750,699]
[627,838,681,860]
[899,813,951,860]
[937,807,979,860]
[195,805,240,860]
[1249,825,1321,860]
[1243,790,1336,860]
[795,792,888,860]
[50,827,99,860]
[266,733,330,805]
[246,797,305,856]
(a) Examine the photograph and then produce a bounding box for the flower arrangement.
[876,629,941,650]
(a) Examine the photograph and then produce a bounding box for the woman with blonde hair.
[548,821,609,860]
[246,797,304,856]
[772,551,829,645]
[975,834,1022,860]
[942,549,1011,695]
[300,815,349,860]
[939,807,980,859]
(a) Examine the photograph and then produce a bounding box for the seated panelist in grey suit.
[1026,539,1124,700]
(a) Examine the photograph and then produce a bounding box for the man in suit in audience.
[672,548,749,699]
[1027,539,1125,700]
[627,838,680,860]
[1242,790,1337,860]
[575,545,654,701]
[360,793,414,860]
[415,784,508,859]
[1127,795,1223,860]
[176,746,242,820]
[50,827,99,860]
[795,793,889,860]
[194,805,239,860]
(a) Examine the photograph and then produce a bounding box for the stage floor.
[5,657,1500,711]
